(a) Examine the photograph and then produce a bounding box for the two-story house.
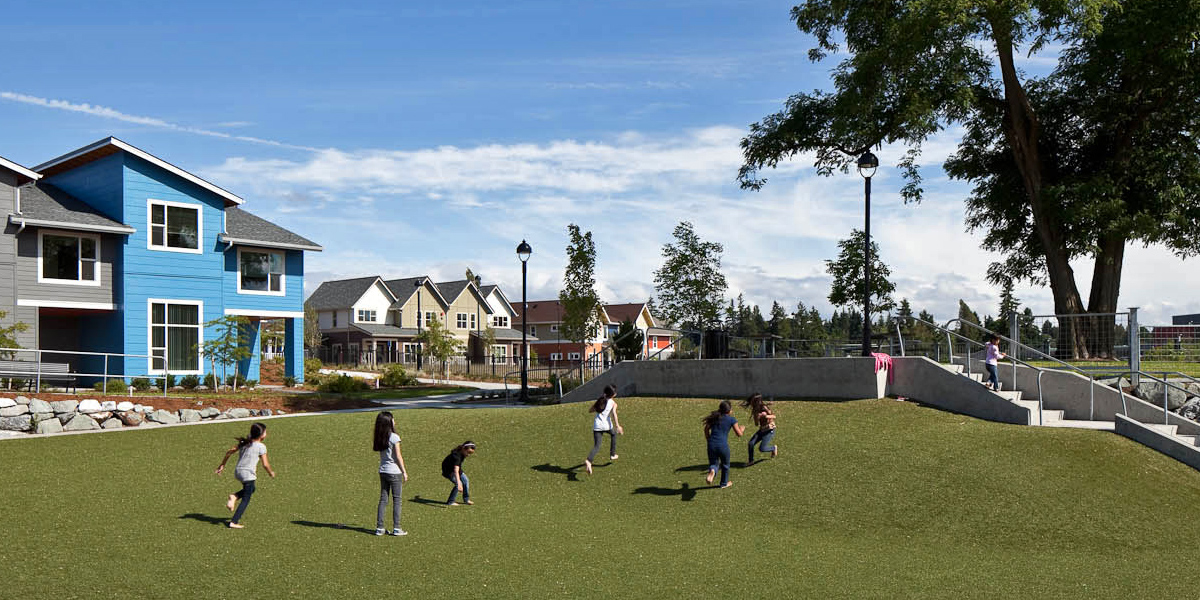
[514,300,676,362]
[307,275,531,365]
[0,155,45,350]
[8,137,321,384]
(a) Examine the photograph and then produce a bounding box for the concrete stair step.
[997,390,1022,401]
[1044,419,1117,431]
[1013,399,1040,412]
[966,373,983,382]
[1148,423,1179,436]
[1177,435,1198,446]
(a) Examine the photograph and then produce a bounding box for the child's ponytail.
[236,422,267,449]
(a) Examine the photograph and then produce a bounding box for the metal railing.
[0,347,174,396]
[1106,370,1197,426]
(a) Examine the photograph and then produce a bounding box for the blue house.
[20,138,321,384]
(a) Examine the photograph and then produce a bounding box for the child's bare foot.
[720,481,733,489]
[465,500,474,506]
[226,494,236,512]
[705,470,714,484]
[228,522,244,529]
[609,454,618,461]
[584,460,593,475]
[771,446,778,458]
[447,502,459,507]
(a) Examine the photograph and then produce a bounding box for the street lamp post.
[414,279,423,370]
[857,151,879,357]
[517,240,532,402]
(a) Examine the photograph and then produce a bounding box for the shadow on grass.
[530,462,609,481]
[675,462,750,472]
[178,513,228,526]
[291,520,377,535]
[409,495,448,508]
[631,483,718,502]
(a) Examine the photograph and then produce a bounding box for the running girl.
[442,441,476,506]
[702,400,744,489]
[215,422,275,529]
[985,334,1007,391]
[741,393,777,464]
[585,384,623,475]
[372,412,408,536]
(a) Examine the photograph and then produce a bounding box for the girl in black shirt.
[442,441,476,506]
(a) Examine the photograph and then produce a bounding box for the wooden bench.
[0,360,77,392]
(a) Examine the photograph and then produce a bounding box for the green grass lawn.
[4,398,1200,599]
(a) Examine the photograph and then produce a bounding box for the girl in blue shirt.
[702,400,744,488]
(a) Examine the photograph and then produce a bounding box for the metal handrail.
[943,317,1106,420]
[902,316,1050,424]
[1107,370,1196,425]
[0,346,173,397]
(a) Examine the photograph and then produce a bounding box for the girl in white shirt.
[372,411,408,536]
[584,384,623,475]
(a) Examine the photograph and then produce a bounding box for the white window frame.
[550,352,563,361]
[426,311,437,325]
[456,312,469,329]
[470,313,477,329]
[491,345,507,360]
[236,247,285,296]
[37,229,101,287]
[493,315,509,328]
[146,198,203,254]
[357,309,377,323]
[568,352,581,360]
[550,324,560,333]
[146,298,204,375]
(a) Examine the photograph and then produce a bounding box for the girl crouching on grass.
[702,401,743,489]
[741,393,777,464]
[442,441,476,506]
[215,422,275,529]
[373,412,408,536]
[584,384,622,475]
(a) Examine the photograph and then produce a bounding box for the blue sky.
[2,0,1196,327]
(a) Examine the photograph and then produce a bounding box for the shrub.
[225,374,247,388]
[8,378,25,391]
[282,376,296,388]
[163,374,176,389]
[203,373,220,389]
[318,374,370,394]
[380,364,417,388]
[130,377,153,392]
[304,358,323,377]
[179,375,200,390]
[244,379,258,389]
[94,379,128,394]
[547,374,581,394]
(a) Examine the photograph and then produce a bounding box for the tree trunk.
[1086,232,1127,359]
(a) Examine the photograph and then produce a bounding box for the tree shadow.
[631,483,716,502]
[291,520,378,535]
[178,512,228,526]
[409,495,449,508]
[530,462,591,481]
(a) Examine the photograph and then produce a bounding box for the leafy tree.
[480,325,498,361]
[653,221,728,331]
[612,318,645,362]
[957,301,984,343]
[739,1,1200,359]
[998,280,1020,330]
[303,303,323,349]
[199,315,253,390]
[559,224,602,378]
[0,310,29,359]
[415,318,464,382]
[825,229,896,317]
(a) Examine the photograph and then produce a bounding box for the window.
[493,315,509,328]
[426,311,437,325]
[148,200,201,252]
[332,311,338,327]
[39,231,99,285]
[238,249,284,294]
[550,324,559,333]
[529,325,537,336]
[149,300,201,373]
[568,352,581,360]
[607,324,619,337]
[470,313,477,329]
[457,313,469,329]
[357,309,377,322]
[550,352,563,361]
[491,345,507,360]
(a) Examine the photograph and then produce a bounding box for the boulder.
[36,418,63,434]
[1135,382,1189,411]
[116,401,134,412]
[213,413,230,420]
[147,409,179,425]
[63,414,100,431]
[87,411,113,422]
[225,408,251,419]
[1179,397,1200,422]
[56,413,73,425]
[118,411,144,427]
[77,399,103,414]
[1186,382,1200,397]
[142,406,154,414]
[29,398,53,414]
[0,414,32,431]
[100,418,123,430]
[261,409,273,417]
[0,397,15,408]
[199,407,220,419]
[179,409,202,423]
[50,400,79,414]
[15,396,30,405]
[100,400,117,411]
[0,404,30,417]
[276,410,286,415]
[133,404,145,413]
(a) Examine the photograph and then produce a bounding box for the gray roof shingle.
[14,183,133,233]
[352,323,420,337]
[306,276,384,310]
[223,207,322,251]
[383,276,430,308]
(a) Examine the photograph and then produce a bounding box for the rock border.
[0,395,287,435]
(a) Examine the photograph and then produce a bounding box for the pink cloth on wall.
[871,352,894,383]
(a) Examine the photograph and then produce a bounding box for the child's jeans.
[446,472,470,504]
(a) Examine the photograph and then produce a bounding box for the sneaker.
[228,522,244,529]
[464,500,474,506]
[375,528,385,536]
[609,454,619,461]
[390,529,407,536]
[447,502,459,507]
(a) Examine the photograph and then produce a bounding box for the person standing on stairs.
[985,334,1006,391]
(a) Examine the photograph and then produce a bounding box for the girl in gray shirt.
[216,422,275,529]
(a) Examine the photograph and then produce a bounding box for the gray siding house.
[0,156,42,349]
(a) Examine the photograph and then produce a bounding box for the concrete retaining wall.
[561,357,887,404]
[1115,414,1200,470]
[888,357,1031,425]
